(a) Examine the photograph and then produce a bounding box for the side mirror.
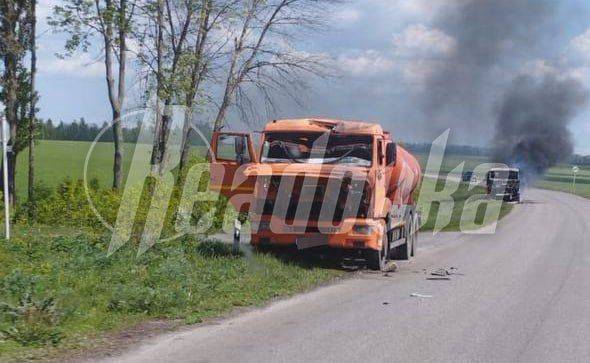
[386,143,397,166]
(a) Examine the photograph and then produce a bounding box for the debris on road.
[383,261,397,273]
[431,268,451,276]
[410,293,433,298]
[425,267,461,280]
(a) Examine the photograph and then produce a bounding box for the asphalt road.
[94,188,590,363]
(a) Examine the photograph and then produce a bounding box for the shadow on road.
[253,245,370,272]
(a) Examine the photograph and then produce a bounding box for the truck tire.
[411,216,418,257]
[391,215,411,260]
[367,230,388,271]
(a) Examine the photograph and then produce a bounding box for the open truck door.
[209,132,257,211]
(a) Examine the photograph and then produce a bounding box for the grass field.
[536,164,590,199]
[417,176,513,232]
[414,151,491,176]
[15,140,133,198]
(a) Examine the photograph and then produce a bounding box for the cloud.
[337,50,394,77]
[567,28,590,64]
[392,24,456,58]
[40,53,104,79]
[334,7,361,24]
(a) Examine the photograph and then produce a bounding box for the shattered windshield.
[261,132,373,166]
[490,170,519,180]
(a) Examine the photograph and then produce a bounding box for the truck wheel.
[411,217,418,257]
[391,218,411,260]
[367,231,388,271]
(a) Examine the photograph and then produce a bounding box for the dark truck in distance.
[486,167,520,202]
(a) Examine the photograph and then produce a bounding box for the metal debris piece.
[383,261,398,273]
[410,293,433,298]
[431,268,450,276]
[429,267,461,277]
[426,276,451,281]
[382,302,389,305]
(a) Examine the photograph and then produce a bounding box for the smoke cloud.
[422,0,588,172]
[423,0,554,137]
[493,74,589,175]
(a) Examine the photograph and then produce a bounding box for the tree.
[212,0,335,131]
[51,0,136,189]
[0,0,31,206]
[177,0,233,172]
[133,0,204,174]
[27,0,37,214]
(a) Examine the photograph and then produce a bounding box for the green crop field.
[15,140,131,197]
[535,164,590,199]
[413,151,491,176]
[13,140,206,199]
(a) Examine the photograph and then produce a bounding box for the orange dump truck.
[209,118,422,270]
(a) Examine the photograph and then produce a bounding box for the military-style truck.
[486,167,521,202]
[209,118,422,270]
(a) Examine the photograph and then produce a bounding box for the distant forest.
[38,118,212,146]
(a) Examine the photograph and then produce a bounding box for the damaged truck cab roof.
[264,118,386,136]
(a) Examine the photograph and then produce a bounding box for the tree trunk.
[150,0,165,174]
[28,0,37,213]
[178,0,211,174]
[178,101,194,173]
[112,0,127,189]
[213,90,231,132]
[112,108,124,188]
[4,54,19,207]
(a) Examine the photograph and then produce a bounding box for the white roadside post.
[0,115,9,240]
[572,166,580,195]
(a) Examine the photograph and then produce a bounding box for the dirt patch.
[56,319,181,363]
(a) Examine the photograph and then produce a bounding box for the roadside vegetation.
[417,177,514,232]
[535,165,590,199]
[0,226,341,362]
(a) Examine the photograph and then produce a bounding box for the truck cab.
[486,167,521,202]
[209,118,422,270]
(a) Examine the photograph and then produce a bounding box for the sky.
[34,0,590,154]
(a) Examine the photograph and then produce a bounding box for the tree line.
[37,118,212,146]
[1,0,339,211]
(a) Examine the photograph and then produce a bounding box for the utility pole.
[0,115,10,240]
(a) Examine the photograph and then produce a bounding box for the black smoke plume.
[493,74,589,175]
[423,0,554,138]
[423,0,588,175]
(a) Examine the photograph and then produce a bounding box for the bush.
[0,271,62,347]
[10,168,230,241]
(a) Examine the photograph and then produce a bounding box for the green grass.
[14,140,205,199]
[413,151,491,175]
[417,177,513,232]
[535,164,590,199]
[15,140,130,198]
[0,226,342,362]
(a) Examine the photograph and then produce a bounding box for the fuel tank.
[388,145,422,205]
